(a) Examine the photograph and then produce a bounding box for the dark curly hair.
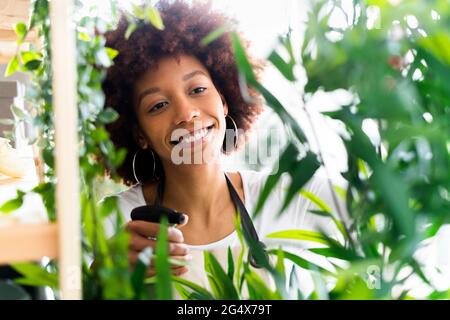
[102,0,264,186]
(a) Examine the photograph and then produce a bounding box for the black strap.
[154,173,266,268]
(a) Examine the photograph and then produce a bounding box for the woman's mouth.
[170,124,214,146]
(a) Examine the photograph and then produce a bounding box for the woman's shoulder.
[107,184,146,220]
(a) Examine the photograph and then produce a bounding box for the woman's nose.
[172,96,201,124]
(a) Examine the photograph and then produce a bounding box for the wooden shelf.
[0,222,58,265]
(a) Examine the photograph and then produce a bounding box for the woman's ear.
[220,93,229,115]
[132,126,149,149]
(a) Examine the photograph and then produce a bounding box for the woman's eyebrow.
[182,70,208,81]
[137,87,160,107]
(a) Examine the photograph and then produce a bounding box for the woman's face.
[132,55,228,166]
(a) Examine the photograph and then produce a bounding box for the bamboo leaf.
[11,263,58,288]
[204,251,239,299]
[227,246,235,281]
[155,216,173,299]
[268,50,295,81]
[201,24,231,46]
[172,276,214,300]
[279,152,320,214]
[146,7,164,30]
[267,229,330,246]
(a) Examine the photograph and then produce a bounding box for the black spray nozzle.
[130,204,187,225]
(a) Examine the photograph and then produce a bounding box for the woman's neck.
[160,162,233,228]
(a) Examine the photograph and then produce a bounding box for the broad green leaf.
[14,22,27,44]
[105,47,119,60]
[24,60,41,71]
[5,56,19,77]
[0,190,25,214]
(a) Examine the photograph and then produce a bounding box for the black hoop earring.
[222,114,239,154]
[132,148,156,185]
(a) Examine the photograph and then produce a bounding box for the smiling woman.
[101,0,342,296]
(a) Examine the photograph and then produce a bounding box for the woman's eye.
[149,101,168,112]
[191,87,207,94]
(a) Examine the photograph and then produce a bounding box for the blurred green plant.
[236,0,450,299]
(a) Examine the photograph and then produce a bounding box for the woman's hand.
[126,219,191,277]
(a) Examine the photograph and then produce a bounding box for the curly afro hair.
[102,0,265,186]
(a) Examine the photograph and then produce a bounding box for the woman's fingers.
[150,254,193,268]
[126,220,185,243]
[146,266,189,278]
[129,234,190,256]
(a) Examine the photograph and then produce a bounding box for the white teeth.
[181,128,208,143]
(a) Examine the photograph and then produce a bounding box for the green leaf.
[231,32,258,84]
[418,31,450,65]
[0,190,25,214]
[24,59,41,71]
[20,51,43,64]
[146,7,164,30]
[105,47,119,61]
[204,251,239,299]
[233,212,246,292]
[279,152,320,214]
[201,24,231,46]
[95,48,113,68]
[253,142,299,218]
[301,190,347,238]
[5,56,19,77]
[309,247,359,261]
[275,248,286,282]
[0,118,15,125]
[14,22,27,44]
[11,105,26,120]
[98,108,119,124]
[227,246,235,281]
[172,276,214,300]
[155,216,172,299]
[268,50,295,81]
[243,264,282,300]
[268,249,334,276]
[131,247,153,299]
[78,32,91,42]
[11,263,58,288]
[125,22,137,40]
[267,229,330,246]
